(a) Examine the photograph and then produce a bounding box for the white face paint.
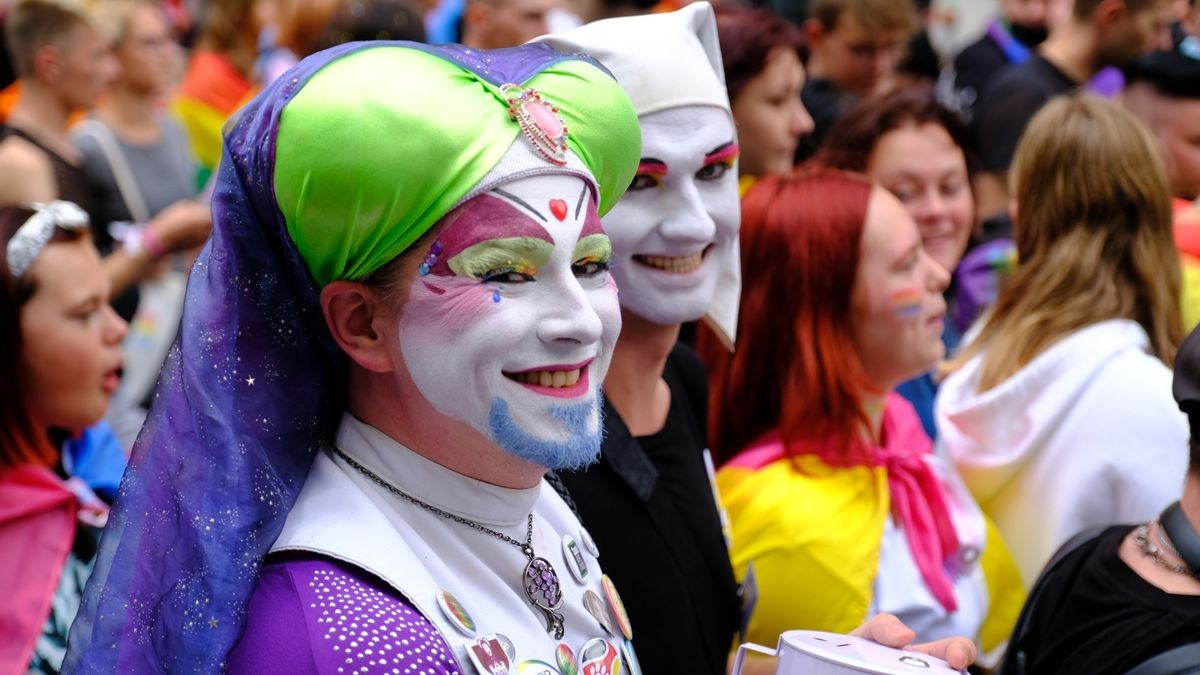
[601,105,740,326]
[397,173,621,470]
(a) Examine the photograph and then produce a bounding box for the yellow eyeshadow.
[448,237,554,279]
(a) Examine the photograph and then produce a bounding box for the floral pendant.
[524,555,565,639]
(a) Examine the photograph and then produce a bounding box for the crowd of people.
[2,0,1200,673]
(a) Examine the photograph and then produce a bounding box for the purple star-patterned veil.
[63,41,640,673]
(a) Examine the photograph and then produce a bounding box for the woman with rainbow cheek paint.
[702,170,1022,666]
[395,174,621,471]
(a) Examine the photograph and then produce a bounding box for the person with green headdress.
[63,40,643,674]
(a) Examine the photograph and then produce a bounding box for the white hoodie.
[935,319,1188,586]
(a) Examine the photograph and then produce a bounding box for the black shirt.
[559,344,740,675]
[1019,526,1200,674]
[951,33,1010,124]
[970,55,1077,172]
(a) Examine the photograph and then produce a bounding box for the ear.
[321,280,396,373]
[804,17,827,49]
[1094,0,1128,30]
[32,44,64,83]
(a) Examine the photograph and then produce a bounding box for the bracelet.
[140,227,168,260]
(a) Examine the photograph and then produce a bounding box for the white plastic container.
[731,630,965,675]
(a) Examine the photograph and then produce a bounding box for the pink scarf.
[805,394,961,612]
[0,464,78,672]
[867,397,962,612]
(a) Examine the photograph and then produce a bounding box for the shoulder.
[0,135,56,202]
[228,556,464,675]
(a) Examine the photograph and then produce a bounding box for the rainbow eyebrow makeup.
[637,159,669,177]
[704,142,740,167]
[890,287,923,318]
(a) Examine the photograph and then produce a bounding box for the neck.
[1038,22,1099,83]
[1119,473,1200,595]
[603,309,678,437]
[861,391,887,444]
[804,51,837,87]
[98,85,161,138]
[8,79,72,143]
[347,369,545,490]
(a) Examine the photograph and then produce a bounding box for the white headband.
[5,201,90,278]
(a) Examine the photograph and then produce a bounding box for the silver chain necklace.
[332,446,566,638]
[1134,522,1191,576]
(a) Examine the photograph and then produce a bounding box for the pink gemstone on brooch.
[525,99,563,139]
[500,83,569,166]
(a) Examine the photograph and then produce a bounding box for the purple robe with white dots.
[228,557,465,674]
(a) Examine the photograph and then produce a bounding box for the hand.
[147,200,212,253]
[850,613,977,670]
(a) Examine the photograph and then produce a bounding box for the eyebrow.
[704,142,740,165]
[574,183,588,220]
[493,187,547,222]
[638,159,669,175]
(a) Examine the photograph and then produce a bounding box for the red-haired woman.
[700,169,1024,665]
[0,203,126,672]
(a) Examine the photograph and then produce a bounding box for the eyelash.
[629,174,662,191]
[628,162,733,191]
[481,267,536,284]
[479,259,611,284]
[573,258,611,277]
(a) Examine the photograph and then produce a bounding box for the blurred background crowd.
[3,0,1200,671]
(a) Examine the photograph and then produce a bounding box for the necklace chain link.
[1134,522,1191,576]
[332,446,534,559]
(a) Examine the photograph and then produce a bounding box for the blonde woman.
[936,95,1189,587]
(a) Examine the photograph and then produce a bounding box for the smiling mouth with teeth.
[632,244,712,275]
[503,363,591,398]
[508,368,582,388]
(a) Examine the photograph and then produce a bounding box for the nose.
[535,277,605,347]
[103,304,128,345]
[792,98,815,139]
[923,249,951,293]
[658,182,717,246]
[915,186,948,224]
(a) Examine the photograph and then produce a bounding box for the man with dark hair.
[1124,45,1200,329]
[1124,47,1200,201]
[1005,323,1200,673]
[971,0,1175,223]
[796,0,918,160]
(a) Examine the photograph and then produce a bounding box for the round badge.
[515,658,562,674]
[562,535,589,584]
[579,527,600,557]
[583,589,615,635]
[496,633,518,663]
[579,638,621,675]
[436,590,476,637]
[620,639,642,675]
[601,575,632,641]
[556,643,579,675]
[466,634,512,675]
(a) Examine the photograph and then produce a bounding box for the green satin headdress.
[271,42,642,287]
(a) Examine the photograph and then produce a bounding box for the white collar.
[335,413,539,527]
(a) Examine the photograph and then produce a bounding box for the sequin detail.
[307,565,463,674]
